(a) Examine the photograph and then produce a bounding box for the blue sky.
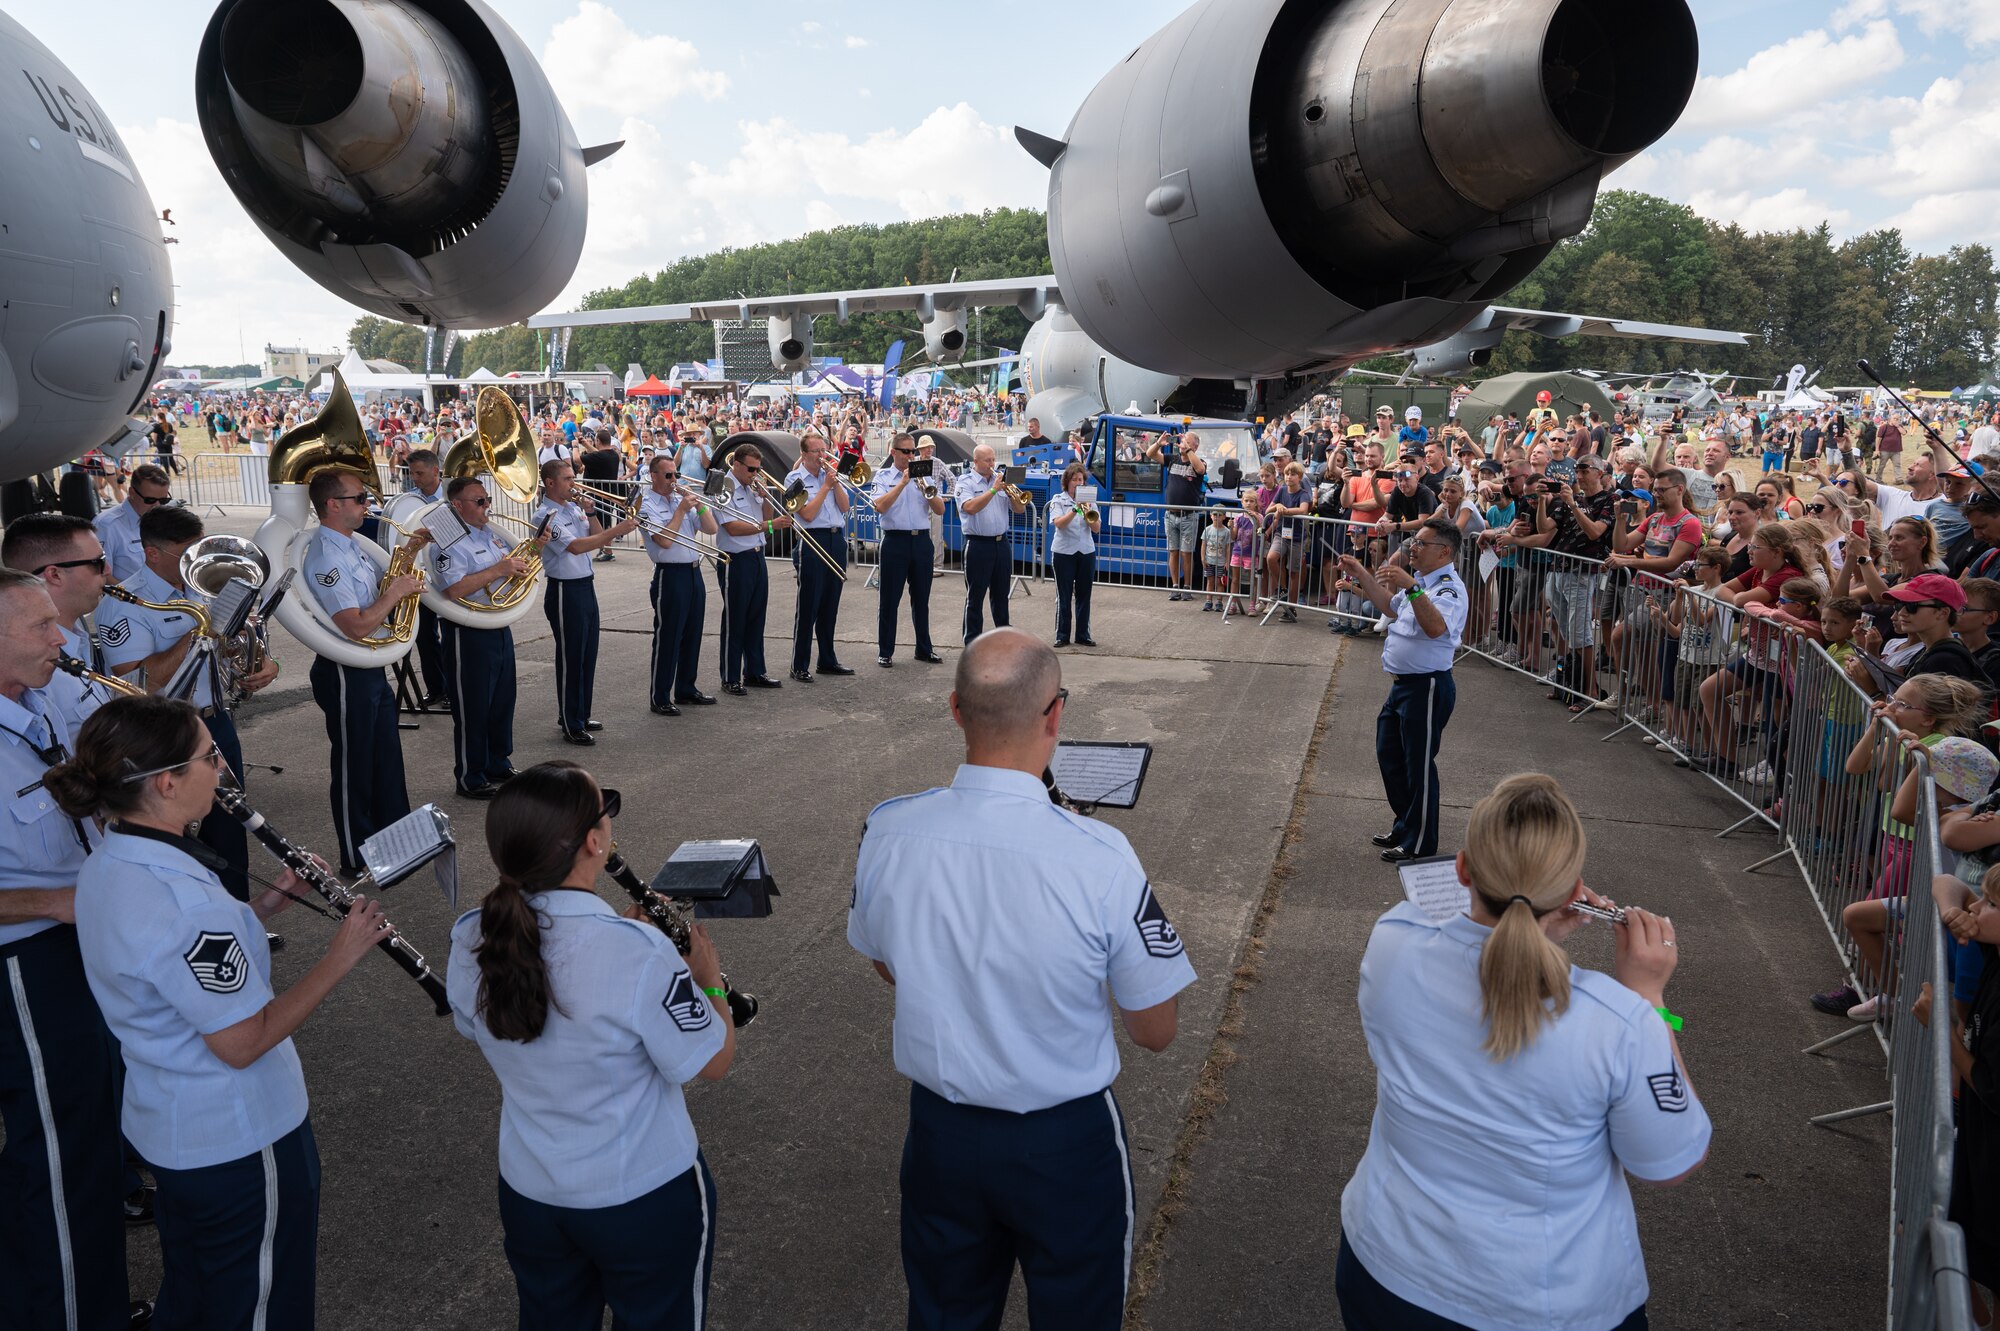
[11,0,1997,362]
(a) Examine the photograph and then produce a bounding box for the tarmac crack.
[1121,639,1348,1331]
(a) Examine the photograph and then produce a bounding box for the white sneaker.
[1848,995,1882,1023]
[1496,645,1521,666]
[1740,760,1774,786]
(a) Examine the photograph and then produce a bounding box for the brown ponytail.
[475,761,604,1042]
[1466,774,1589,1061]
[44,696,205,822]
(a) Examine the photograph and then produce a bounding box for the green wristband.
[703,986,727,999]
[1405,586,1425,599]
[1655,1006,1684,1032]
[764,520,772,536]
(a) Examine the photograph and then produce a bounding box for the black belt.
[1393,669,1453,681]
[547,574,594,583]
[965,533,1006,542]
[884,528,929,535]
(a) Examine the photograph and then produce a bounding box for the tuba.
[253,369,420,667]
[421,387,546,626]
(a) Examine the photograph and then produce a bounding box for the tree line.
[345,194,1999,390]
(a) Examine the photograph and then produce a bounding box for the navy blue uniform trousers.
[961,534,1011,643]
[1335,1235,1648,1331]
[196,707,249,900]
[792,529,846,673]
[414,602,448,701]
[544,576,599,735]
[440,622,515,792]
[716,551,768,686]
[309,658,410,873]
[149,1118,321,1331]
[901,1083,1134,1331]
[650,563,707,706]
[878,531,935,658]
[1376,669,1456,858]
[498,1154,716,1331]
[0,926,127,1331]
[1052,552,1095,644]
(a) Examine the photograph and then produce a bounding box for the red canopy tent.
[628,376,680,396]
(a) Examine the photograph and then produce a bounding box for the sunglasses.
[135,492,172,506]
[37,556,107,575]
[1804,504,1828,514]
[1902,601,1952,612]
[599,788,622,821]
[1041,687,1069,716]
[329,492,370,505]
[1832,478,1853,487]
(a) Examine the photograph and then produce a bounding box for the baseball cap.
[1536,390,1553,404]
[1405,406,1423,420]
[1947,461,1986,479]
[1345,424,1367,438]
[1929,737,1999,804]
[1476,460,1504,476]
[1887,573,1967,610]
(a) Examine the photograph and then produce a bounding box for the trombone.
[620,484,732,567]
[749,470,849,583]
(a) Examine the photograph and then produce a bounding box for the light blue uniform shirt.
[0,689,88,947]
[530,498,596,580]
[638,491,705,566]
[1343,903,1710,1331]
[447,891,726,1208]
[714,478,768,555]
[1047,494,1096,556]
[954,468,1014,537]
[1380,564,1468,675]
[782,465,847,531]
[302,526,388,643]
[425,523,512,608]
[49,621,114,738]
[872,465,935,532]
[93,500,145,583]
[849,765,1197,1113]
[406,482,446,507]
[75,828,307,1170]
[99,566,210,707]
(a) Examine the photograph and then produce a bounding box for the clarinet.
[211,787,452,1016]
[604,849,759,1029]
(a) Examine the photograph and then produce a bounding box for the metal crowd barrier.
[1450,549,1976,1328]
[1447,533,1618,712]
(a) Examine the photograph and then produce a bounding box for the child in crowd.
[1227,496,1259,616]
[1653,546,1733,758]
[1201,507,1232,612]
[1812,596,1870,839]
[1332,536,1390,636]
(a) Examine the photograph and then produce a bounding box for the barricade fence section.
[1450,534,1616,712]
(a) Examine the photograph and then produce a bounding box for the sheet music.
[669,838,756,864]
[422,506,470,549]
[1109,504,1136,529]
[1077,486,1100,506]
[1477,549,1500,582]
[208,579,257,636]
[1397,857,1469,924]
[362,804,453,887]
[1048,742,1151,807]
[433,845,461,909]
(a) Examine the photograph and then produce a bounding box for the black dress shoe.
[676,691,717,705]
[1076,637,1098,647]
[915,651,944,664]
[339,864,365,880]
[459,783,502,800]
[265,933,285,953]
[494,767,520,780]
[562,729,597,745]
[1369,832,1400,849]
[584,720,605,732]
[818,662,856,676]
[1053,637,1069,648]
[124,1185,155,1227]
[129,1300,154,1330]
[722,682,748,697]
[417,694,453,713]
[877,656,895,668]
[1380,847,1418,864]
[651,702,682,717]
[746,674,783,689]
[790,669,814,683]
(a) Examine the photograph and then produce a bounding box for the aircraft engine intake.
[923,310,968,364]
[768,315,813,374]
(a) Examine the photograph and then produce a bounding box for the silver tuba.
[181,534,273,709]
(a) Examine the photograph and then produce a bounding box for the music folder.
[361,804,457,899]
[651,839,780,920]
[1048,740,1153,809]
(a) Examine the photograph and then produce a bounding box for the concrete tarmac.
[88,518,1887,1328]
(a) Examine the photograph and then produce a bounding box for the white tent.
[1779,386,1836,412]
[464,366,501,382]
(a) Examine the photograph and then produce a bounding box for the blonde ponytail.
[1467,774,1589,1060]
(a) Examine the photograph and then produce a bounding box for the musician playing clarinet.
[47,694,389,1331]
[446,761,735,1330]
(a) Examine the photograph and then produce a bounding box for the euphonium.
[484,513,552,609]
[181,534,275,707]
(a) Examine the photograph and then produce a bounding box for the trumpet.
[604,847,758,1028]
[749,470,848,583]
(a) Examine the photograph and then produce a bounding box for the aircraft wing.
[527,277,1064,329]
[1481,307,1751,346]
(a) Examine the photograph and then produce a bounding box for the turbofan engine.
[195,0,619,329]
[1031,0,1697,378]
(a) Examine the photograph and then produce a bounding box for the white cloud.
[1684,186,1853,233]
[1855,65,2000,196]
[541,1,728,115]
[845,35,870,49]
[1679,21,1904,133]
[1882,189,2000,243]
[800,20,821,32]
[1836,0,2000,45]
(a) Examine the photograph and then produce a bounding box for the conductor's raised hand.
[1377,564,1416,592]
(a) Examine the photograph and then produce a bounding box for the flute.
[1569,900,1629,925]
[212,786,452,1016]
[603,847,759,1028]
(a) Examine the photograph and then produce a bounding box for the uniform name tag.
[185,931,249,995]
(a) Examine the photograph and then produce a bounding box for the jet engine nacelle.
[768,316,813,374]
[1040,0,1697,379]
[195,0,611,329]
[1408,331,1499,378]
[923,310,968,364]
